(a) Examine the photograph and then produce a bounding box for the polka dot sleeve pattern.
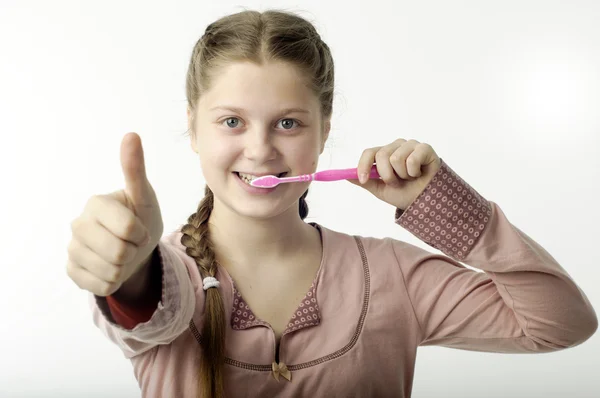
[395,159,492,260]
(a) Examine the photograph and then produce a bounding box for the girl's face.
[189,60,330,220]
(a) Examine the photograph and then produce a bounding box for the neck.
[207,199,315,271]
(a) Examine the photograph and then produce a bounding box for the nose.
[243,128,277,162]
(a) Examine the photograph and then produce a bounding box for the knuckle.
[67,239,77,256]
[376,149,390,159]
[390,153,402,163]
[113,242,133,264]
[84,194,100,211]
[362,147,377,156]
[107,266,123,283]
[65,262,75,278]
[105,282,121,296]
[122,215,138,237]
[96,283,113,297]
[66,268,83,289]
[70,217,81,233]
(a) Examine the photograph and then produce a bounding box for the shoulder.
[315,222,418,260]
[315,222,436,268]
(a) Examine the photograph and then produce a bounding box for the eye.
[223,117,243,128]
[277,118,298,130]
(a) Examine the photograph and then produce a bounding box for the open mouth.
[234,171,287,185]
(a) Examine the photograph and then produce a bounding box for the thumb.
[120,132,154,207]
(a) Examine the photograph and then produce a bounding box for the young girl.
[67,9,597,398]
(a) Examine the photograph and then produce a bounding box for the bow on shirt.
[272,362,292,382]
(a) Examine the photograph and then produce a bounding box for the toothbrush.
[250,165,380,188]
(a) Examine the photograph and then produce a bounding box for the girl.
[67,9,597,398]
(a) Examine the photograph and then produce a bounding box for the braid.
[180,186,226,398]
[299,188,309,220]
[180,186,310,397]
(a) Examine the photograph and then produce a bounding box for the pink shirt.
[89,159,597,397]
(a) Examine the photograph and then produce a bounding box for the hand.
[66,133,164,296]
[348,139,441,211]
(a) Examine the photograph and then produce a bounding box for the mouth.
[234,171,288,185]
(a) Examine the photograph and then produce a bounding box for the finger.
[375,145,401,186]
[68,238,124,283]
[406,143,438,177]
[357,147,380,183]
[70,216,139,265]
[84,195,150,246]
[121,132,154,207]
[66,260,121,296]
[389,140,420,180]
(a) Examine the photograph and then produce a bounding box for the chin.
[231,201,296,220]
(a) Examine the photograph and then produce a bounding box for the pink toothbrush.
[250,165,380,188]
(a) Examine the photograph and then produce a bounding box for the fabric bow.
[272,362,292,382]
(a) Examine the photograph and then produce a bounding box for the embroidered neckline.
[228,222,323,335]
[231,279,321,334]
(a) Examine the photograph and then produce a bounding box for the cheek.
[198,138,239,173]
[287,141,320,172]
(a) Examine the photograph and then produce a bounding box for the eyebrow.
[209,106,311,115]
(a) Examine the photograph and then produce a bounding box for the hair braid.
[180,186,226,397]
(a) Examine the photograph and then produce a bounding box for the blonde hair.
[180,9,334,397]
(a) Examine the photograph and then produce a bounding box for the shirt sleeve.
[104,248,163,329]
[88,232,200,358]
[392,158,597,352]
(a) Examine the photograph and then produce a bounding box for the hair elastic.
[202,276,220,290]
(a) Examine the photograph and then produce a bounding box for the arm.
[393,160,597,352]
[89,231,200,358]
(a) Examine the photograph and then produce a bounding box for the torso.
[136,224,419,397]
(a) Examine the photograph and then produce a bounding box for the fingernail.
[141,234,151,246]
[360,173,368,184]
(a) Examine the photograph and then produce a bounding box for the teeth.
[237,172,285,185]
[238,173,258,185]
[239,172,258,181]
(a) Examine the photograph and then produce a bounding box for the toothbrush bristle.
[250,175,279,188]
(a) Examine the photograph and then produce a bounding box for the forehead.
[198,60,319,111]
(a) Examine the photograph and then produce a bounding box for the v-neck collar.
[221,222,326,336]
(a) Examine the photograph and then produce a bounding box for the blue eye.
[278,118,298,130]
[224,117,242,128]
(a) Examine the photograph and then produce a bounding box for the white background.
[1,0,599,397]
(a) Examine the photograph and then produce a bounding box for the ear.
[187,107,198,153]
[320,119,331,154]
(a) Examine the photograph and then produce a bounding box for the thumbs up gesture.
[66,133,164,297]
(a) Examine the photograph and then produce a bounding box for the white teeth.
[237,172,285,185]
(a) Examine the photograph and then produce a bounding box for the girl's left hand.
[348,139,442,211]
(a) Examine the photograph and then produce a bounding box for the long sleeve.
[104,246,164,329]
[392,159,597,352]
[89,231,200,358]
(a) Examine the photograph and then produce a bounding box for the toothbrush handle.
[313,165,380,182]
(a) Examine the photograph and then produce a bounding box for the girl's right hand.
[66,133,164,297]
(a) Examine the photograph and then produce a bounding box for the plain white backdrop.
[1,0,599,396]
